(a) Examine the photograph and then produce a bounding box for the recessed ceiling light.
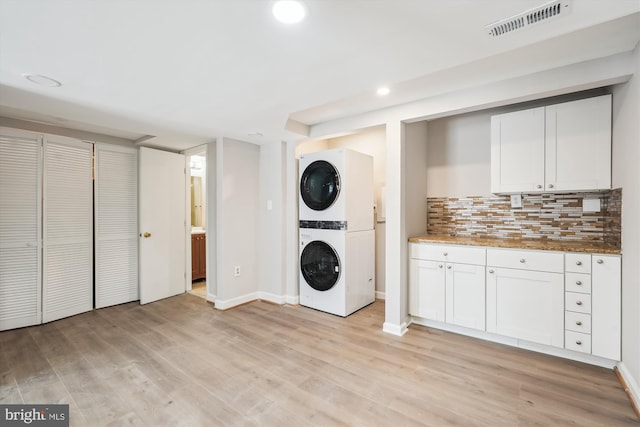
[272,0,306,24]
[23,74,62,87]
[376,86,390,96]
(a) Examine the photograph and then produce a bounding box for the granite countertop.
[408,234,621,255]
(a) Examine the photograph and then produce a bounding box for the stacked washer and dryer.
[298,148,375,317]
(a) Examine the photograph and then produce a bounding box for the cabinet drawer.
[565,273,591,294]
[487,249,563,273]
[565,253,591,274]
[410,243,485,265]
[565,292,591,314]
[565,331,591,354]
[565,311,591,334]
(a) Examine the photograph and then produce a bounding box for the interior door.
[139,147,186,304]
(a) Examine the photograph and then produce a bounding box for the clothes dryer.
[299,148,373,232]
[299,228,375,317]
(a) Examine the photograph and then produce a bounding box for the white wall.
[259,141,289,303]
[216,138,260,307]
[426,111,492,197]
[612,42,640,400]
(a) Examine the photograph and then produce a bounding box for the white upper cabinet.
[491,94,612,194]
[491,107,545,193]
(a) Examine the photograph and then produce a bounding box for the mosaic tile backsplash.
[427,189,621,248]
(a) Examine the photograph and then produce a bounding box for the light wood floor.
[1,295,637,426]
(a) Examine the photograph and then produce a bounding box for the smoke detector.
[486,0,572,37]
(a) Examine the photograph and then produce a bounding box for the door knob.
[143,232,152,238]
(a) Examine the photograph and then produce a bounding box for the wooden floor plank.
[1,294,637,426]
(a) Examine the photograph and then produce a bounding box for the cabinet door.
[486,267,563,347]
[409,259,445,321]
[445,263,485,330]
[491,107,545,193]
[545,95,611,191]
[591,255,621,361]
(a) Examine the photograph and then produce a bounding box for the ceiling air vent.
[486,0,572,37]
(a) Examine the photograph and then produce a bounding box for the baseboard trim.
[213,292,299,310]
[214,292,259,310]
[383,320,409,336]
[615,362,640,419]
[285,295,299,305]
[375,291,386,300]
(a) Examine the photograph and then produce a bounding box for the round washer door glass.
[300,241,340,292]
[300,160,340,211]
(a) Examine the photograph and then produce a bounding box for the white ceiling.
[0,0,639,151]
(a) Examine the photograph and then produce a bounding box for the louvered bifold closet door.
[42,137,93,323]
[95,144,138,308]
[0,129,42,331]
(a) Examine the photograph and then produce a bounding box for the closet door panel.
[0,131,42,330]
[95,144,138,308]
[42,138,93,323]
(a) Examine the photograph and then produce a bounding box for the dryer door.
[300,241,340,291]
[300,160,340,211]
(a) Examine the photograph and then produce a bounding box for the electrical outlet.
[234,266,241,277]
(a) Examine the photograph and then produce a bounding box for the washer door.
[300,160,340,211]
[300,241,340,292]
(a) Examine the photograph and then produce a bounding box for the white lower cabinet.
[409,243,485,331]
[486,265,564,348]
[409,259,445,322]
[591,255,621,360]
[410,242,622,365]
[445,263,485,330]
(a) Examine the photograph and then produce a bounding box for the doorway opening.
[187,151,207,299]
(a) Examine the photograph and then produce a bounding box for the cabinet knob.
[143,232,152,238]
[438,264,443,268]
[576,321,582,326]
[597,259,604,264]
[443,252,448,256]
[519,258,526,263]
[536,184,542,189]
[447,265,452,270]
[548,184,554,189]
[576,280,582,286]
[576,340,582,346]
[576,301,583,306]
[488,269,494,274]
[576,261,582,266]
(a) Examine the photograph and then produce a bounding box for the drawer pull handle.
[443,252,448,256]
[576,280,582,286]
[519,258,526,263]
[576,301,583,306]
[576,340,582,345]
[597,259,604,264]
[576,261,582,266]
[576,321,582,326]
[488,269,494,274]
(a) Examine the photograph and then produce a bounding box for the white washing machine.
[299,228,375,317]
[299,148,373,232]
